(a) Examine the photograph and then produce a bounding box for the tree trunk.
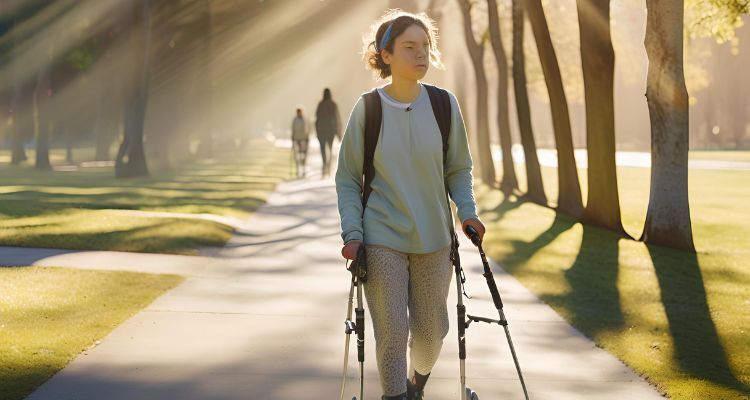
[95,110,109,163]
[453,59,481,180]
[426,0,446,23]
[95,56,119,162]
[196,0,214,158]
[65,122,74,163]
[640,0,695,251]
[458,0,497,186]
[10,90,28,165]
[576,0,628,236]
[512,0,546,204]
[525,0,583,217]
[94,81,112,161]
[9,13,27,166]
[488,0,520,196]
[389,0,421,12]
[34,66,52,170]
[116,0,152,178]
[10,123,28,165]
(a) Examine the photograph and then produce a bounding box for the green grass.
[0,141,290,398]
[0,140,291,254]
[689,150,750,162]
[0,146,101,165]
[477,163,750,399]
[0,266,184,400]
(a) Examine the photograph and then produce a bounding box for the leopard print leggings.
[363,244,454,396]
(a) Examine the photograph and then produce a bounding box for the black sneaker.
[406,379,424,400]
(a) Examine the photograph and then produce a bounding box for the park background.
[0,0,748,399]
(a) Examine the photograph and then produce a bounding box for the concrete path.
[491,144,750,171]
[2,156,665,400]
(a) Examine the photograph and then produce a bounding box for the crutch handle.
[464,225,481,247]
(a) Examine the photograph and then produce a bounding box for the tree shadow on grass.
[546,224,625,335]
[647,244,749,393]
[480,197,524,224]
[498,213,577,275]
[495,214,624,335]
[0,221,229,257]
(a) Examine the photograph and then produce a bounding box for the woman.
[315,88,342,177]
[291,106,309,178]
[335,9,485,400]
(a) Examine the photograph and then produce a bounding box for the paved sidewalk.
[2,158,665,399]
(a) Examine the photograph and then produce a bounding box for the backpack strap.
[424,84,461,268]
[424,84,451,163]
[360,84,461,269]
[362,89,381,214]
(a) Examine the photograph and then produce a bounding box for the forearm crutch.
[464,225,530,400]
[340,245,368,400]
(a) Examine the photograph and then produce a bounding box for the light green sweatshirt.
[335,83,478,254]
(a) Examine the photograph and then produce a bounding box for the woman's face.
[382,24,430,81]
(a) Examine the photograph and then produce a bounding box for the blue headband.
[378,24,393,52]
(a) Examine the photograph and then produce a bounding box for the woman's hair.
[362,9,444,80]
[322,88,331,100]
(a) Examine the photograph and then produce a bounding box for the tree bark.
[9,14,27,166]
[34,66,52,170]
[640,0,695,251]
[576,0,628,235]
[95,46,117,162]
[524,0,583,217]
[195,0,215,158]
[65,122,74,164]
[426,0,446,22]
[488,0,520,196]
[94,79,113,161]
[458,0,497,186]
[10,89,28,165]
[116,0,152,178]
[512,0,546,204]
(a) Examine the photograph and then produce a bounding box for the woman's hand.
[461,218,486,241]
[342,240,362,261]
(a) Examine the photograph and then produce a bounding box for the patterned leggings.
[363,244,454,396]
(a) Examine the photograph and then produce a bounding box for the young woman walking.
[335,9,485,400]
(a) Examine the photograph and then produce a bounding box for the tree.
[640,0,695,251]
[115,0,152,178]
[95,29,119,162]
[195,0,215,158]
[426,0,447,22]
[524,0,583,217]
[34,62,52,170]
[686,0,749,43]
[457,0,497,186]
[389,0,421,12]
[487,0,520,196]
[9,14,28,166]
[512,0,546,204]
[576,0,628,236]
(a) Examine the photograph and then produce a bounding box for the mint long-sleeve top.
[335,83,478,254]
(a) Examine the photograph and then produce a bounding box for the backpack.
[360,84,460,267]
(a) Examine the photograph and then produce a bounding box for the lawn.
[476,161,750,399]
[0,266,184,400]
[0,139,291,254]
[688,150,750,162]
[0,140,290,399]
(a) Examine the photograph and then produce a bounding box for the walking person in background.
[291,106,310,178]
[315,88,342,177]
